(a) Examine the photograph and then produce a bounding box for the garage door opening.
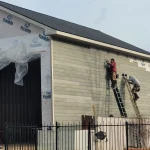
[0,59,41,142]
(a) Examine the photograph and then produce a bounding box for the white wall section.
[129,58,150,72]
[0,9,52,124]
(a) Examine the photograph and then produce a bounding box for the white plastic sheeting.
[129,58,150,72]
[0,34,50,85]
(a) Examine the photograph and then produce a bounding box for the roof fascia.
[52,30,150,60]
[1,6,150,60]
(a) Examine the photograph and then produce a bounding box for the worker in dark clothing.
[127,76,140,101]
[106,58,117,88]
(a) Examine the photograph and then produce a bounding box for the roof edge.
[1,4,150,60]
[52,30,150,60]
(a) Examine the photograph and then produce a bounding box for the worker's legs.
[131,86,136,100]
[135,85,140,101]
[132,85,140,101]
[136,86,140,92]
[111,72,117,88]
[134,93,139,101]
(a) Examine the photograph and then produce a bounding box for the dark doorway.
[0,59,41,142]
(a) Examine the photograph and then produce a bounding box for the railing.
[4,119,150,150]
[5,123,94,150]
[126,120,150,150]
[5,124,38,150]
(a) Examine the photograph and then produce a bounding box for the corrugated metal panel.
[0,59,41,142]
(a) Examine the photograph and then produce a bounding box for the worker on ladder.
[106,58,117,88]
[127,76,140,101]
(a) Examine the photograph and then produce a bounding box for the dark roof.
[0,1,150,56]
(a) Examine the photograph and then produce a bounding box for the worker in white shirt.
[127,76,140,101]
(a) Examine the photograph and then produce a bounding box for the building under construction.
[0,1,150,125]
[1,1,150,149]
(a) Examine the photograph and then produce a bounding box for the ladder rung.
[118,99,122,102]
[112,82,127,118]
[117,99,121,101]
[121,107,125,109]
[116,96,121,98]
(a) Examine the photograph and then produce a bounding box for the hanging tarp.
[0,34,50,85]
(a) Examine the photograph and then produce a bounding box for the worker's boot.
[134,93,139,101]
[111,81,115,88]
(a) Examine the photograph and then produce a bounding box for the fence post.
[5,123,8,150]
[88,122,91,150]
[35,125,38,150]
[125,122,129,150]
[56,122,58,150]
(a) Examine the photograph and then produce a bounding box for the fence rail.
[4,119,150,150]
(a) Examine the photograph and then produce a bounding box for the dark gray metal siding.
[0,59,41,141]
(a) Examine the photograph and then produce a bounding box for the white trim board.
[54,31,150,60]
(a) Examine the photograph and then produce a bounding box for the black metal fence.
[4,120,150,150]
[5,122,95,150]
[126,121,150,150]
[5,124,38,150]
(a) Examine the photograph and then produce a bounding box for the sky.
[2,0,150,51]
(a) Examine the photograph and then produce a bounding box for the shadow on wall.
[104,62,111,90]
[120,77,126,104]
[104,62,111,116]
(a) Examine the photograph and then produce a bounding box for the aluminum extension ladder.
[122,74,141,118]
[122,74,143,148]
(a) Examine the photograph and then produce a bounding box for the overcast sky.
[2,0,150,51]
